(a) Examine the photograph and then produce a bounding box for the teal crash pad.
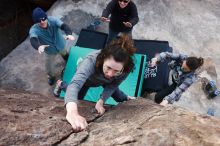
[60,46,146,105]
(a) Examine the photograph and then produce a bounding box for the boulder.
[0,88,220,146]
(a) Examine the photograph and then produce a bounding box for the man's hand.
[160,99,169,106]
[151,57,158,67]
[123,22,132,28]
[64,35,75,41]
[38,45,49,54]
[95,99,105,115]
[66,102,88,132]
[100,17,110,22]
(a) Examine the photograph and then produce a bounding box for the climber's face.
[103,56,124,79]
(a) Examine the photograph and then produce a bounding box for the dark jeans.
[107,27,132,44]
[154,83,177,104]
[61,82,128,102]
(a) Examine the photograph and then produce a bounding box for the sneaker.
[53,80,62,97]
[48,75,55,85]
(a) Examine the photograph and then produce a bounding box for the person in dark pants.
[101,0,139,44]
[151,52,204,106]
[29,7,75,85]
[54,35,136,132]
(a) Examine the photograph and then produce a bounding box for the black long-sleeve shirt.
[102,0,139,32]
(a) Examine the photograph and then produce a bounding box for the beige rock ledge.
[0,88,220,146]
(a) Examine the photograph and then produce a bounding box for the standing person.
[29,7,75,85]
[55,35,136,132]
[151,52,204,106]
[101,0,139,44]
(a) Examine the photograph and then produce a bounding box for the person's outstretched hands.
[123,22,132,28]
[95,99,105,116]
[38,45,49,54]
[151,57,158,67]
[66,102,88,132]
[64,35,75,41]
[100,17,110,22]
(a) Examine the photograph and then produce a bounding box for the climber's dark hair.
[186,57,204,71]
[96,34,136,73]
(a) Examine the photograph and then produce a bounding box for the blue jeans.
[107,28,132,44]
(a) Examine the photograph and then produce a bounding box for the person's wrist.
[98,99,104,106]
[66,102,78,115]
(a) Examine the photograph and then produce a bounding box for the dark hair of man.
[186,57,204,71]
[96,35,137,73]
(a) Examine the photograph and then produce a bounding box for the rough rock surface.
[0,88,100,146]
[1,88,220,146]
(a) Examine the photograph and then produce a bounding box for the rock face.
[1,88,220,146]
[0,88,98,146]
